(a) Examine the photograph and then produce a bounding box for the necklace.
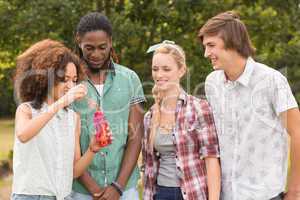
[158,123,176,132]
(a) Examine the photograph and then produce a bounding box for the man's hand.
[98,185,121,200]
[91,186,105,200]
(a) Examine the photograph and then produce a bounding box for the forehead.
[202,34,224,45]
[80,30,111,45]
[152,53,177,67]
[65,63,77,75]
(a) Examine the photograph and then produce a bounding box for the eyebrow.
[65,75,77,78]
[152,65,170,68]
[204,41,215,46]
[83,43,107,47]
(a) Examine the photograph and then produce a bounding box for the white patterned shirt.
[12,102,76,200]
[205,57,298,200]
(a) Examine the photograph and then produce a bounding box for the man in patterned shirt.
[198,11,300,200]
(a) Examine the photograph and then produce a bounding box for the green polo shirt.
[72,62,145,194]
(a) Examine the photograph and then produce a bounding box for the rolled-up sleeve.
[196,99,220,158]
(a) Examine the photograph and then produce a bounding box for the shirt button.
[102,170,105,174]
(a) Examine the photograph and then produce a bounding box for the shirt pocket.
[178,124,199,152]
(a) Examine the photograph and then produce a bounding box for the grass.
[0,118,14,161]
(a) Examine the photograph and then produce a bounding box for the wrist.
[53,96,68,110]
[110,181,124,196]
[88,145,98,154]
[90,187,103,198]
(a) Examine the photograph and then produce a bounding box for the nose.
[204,47,210,58]
[156,69,164,78]
[66,80,75,89]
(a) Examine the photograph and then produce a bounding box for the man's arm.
[78,172,104,198]
[99,103,144,200]
[117,103,144,187]
[205,157,221,200]
[280,108,300,200]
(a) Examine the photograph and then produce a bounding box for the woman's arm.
[73,113,102,178]
[16,84,87,143]
[205,157,221,200]
[15,100,66,143]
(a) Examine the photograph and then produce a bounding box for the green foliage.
[0,0,299,115]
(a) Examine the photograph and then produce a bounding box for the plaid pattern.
[142,90,220,200]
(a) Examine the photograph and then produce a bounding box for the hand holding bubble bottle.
[93,108,113,147]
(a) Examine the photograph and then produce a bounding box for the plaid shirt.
[142,90,220,200]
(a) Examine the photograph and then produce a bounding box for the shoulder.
[16,102,32,116]
[114,63,142,83]
[205,70,222,83]
[187,95,211,111]
[114,63,138,76]
[252,61,288,85]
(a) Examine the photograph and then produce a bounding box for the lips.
[210,58,217,64]
[89,59,103,65]
[156,80,168,85]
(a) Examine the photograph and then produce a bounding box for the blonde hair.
[149,44,186,151]
[154,44,186,70]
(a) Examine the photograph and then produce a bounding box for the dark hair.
[75,12,118,63]
[198,11,256,58]
[14,39,85,109]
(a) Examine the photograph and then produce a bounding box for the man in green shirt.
[71,12,145,200]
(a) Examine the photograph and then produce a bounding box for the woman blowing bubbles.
[142,41,221,200]
[12,39,111,200]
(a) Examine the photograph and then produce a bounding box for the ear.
[109,36,113,46]
[179,66,186,78]
[75,34,82,47]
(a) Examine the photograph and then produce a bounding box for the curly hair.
[14,39,85,109]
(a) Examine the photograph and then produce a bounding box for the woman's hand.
[89,131,113,153]
[62,84,87,106]
[88,134,103,153]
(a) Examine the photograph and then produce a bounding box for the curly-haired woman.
[11,39,108,200]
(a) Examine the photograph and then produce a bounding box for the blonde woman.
[142,41,221,200]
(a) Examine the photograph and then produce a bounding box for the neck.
[86,69,106,84]
[159,86,181,111]
[84,57,111,84]
[224,55,247,81]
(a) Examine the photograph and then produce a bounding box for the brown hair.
[14,39,85,109]
[198,11,256,58]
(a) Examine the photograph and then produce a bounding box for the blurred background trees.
[0,0,299,117]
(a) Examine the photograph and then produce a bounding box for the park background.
[0,0,299,199]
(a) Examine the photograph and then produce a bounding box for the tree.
[0,0,299,116]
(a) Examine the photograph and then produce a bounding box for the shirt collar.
[221,57,254,87]
[84,59,116,76]
[236,57,254,87]
[149,88,188,113]
[178,89,188,105]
